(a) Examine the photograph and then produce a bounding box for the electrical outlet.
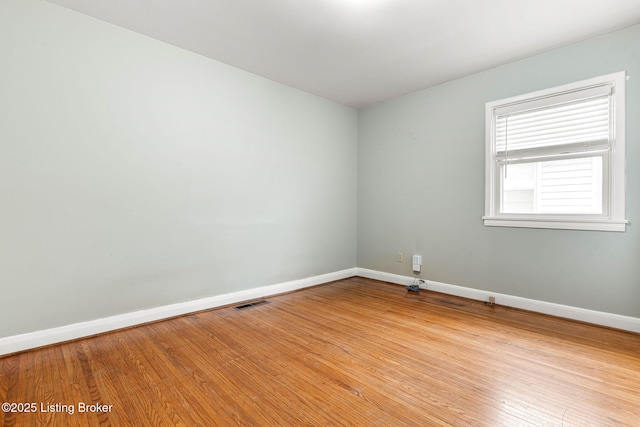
[397,252,404,262]
[412,255,422,272]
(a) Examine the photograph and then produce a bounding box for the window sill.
[482,216,628,232]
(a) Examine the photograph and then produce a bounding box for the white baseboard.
[356,268,640,333]
[3,266,636,356]
[0,268,357,356]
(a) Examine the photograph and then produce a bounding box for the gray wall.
[358,24,640,318]
[2,0,638,340]
[0,0,357,337]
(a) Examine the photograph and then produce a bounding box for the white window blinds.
[494,83,613,162]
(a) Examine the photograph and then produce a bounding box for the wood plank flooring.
[1,277,639,426]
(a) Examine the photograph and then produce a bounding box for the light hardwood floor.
[1,277,639,426]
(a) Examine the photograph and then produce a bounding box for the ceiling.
[48,0,640,109]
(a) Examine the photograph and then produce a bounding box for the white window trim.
[484,71,627,232]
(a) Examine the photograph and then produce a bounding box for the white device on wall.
[412,255,422,273]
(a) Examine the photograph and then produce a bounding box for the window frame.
[483,71,627,232]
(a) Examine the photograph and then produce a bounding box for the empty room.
[1,0,640,425]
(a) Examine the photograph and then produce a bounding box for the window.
[484,72,627,232]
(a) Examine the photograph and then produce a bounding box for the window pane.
[501,157,603,215]
[501,163,536,213]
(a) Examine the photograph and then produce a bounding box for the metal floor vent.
[234,300,270,310]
